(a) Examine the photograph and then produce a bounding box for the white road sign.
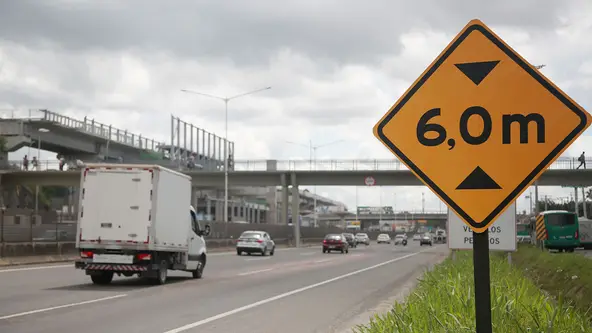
[448,202,517,252]
[364,176,376,186]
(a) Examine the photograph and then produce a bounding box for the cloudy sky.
[1,0,592,214]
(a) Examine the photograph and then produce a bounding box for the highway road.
[0,242,447,333]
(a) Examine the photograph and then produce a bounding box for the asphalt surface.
[0,242,447,333]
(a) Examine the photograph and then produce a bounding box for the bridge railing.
[4,156,588,172]
[39,109,165,152]
[232,157,586,171]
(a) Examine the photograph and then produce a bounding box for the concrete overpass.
[1,166,590,188]
[1,162,589,227]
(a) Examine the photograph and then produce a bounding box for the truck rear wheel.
[91,271,114,285]
[154,259,168,285]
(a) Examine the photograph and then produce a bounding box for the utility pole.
[422,192,425,213]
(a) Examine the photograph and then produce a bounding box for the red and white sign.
[364,176,376,186]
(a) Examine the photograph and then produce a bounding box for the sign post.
[373,19,591,333]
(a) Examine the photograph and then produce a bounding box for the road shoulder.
[335,249,448,333]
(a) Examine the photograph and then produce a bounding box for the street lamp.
[37,128,50,170]
[285,139,344,226]
[525,192,533,215]
[35,128,50,213]
[181,86,271,223]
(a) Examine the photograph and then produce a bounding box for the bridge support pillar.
[191,187,197,209]
[206,198,212,221]
[281,174,289,225]
[291,172,300,248]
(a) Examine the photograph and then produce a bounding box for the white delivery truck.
[74,164,210,285]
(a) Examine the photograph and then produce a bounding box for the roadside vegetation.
[510,245,592,317]
[354,250,592,333]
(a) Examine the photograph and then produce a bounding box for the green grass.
[510,245,592,317]
[354,251,592,333]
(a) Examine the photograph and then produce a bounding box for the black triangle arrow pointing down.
[456,166,502,190]
[455,61,500,85]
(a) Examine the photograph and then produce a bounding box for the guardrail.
[4,156,590,172]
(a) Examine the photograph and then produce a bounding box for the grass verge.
[354,251,592,333]
[509,245,592,317]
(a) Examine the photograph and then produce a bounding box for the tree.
[535,198,592,217]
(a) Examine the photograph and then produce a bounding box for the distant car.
[355,233,370,246]
[342,233,357,248]
[377,234,391,244]
[419,234,433,246]
[412,234,421,241]
[236,231,276,256]
[323,234,349,254]
[394,235,408,246]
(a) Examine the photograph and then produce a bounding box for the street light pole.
[181,86,271,223]
[35,128,50,213]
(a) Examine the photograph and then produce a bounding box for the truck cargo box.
[76,164,192,252]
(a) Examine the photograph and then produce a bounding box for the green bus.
[535,210,580,252]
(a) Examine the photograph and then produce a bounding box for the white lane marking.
[300,252,316,256]
[313,259,333,264]
[163,248,432,333]
[0,264,72,273]
[238,268,273,276]
[245,257,271,261]
[0,294,128,320]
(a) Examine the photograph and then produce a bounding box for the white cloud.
[2,1,592,216]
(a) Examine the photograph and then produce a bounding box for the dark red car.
[322,234,349,254]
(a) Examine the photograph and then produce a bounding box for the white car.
[236,231,276,256]
[412,234,421,241]
[377,234,391,244]
[355,233,370,246]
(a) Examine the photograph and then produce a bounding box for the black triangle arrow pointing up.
[456,166,502,190]
[455,61,500,85]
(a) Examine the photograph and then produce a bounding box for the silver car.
[236,231,276,256]
[355,233,370,246]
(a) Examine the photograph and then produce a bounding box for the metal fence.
[5,156,590,172]
[0,212,77,243]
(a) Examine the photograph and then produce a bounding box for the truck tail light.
[575,230,579,239]
[80,251,93,258]
[137,253,152,261]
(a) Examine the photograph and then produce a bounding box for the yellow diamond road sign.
[373,19,592,233]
